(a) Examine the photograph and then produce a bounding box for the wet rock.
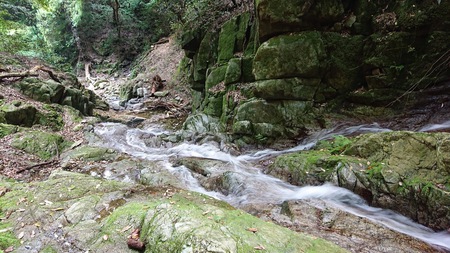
[243,199,445,253]
[269,132,450,230]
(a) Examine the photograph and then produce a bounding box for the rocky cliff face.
[180,0,450,145]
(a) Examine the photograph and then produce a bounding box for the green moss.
[193,31,219,84]
[0,124,19,138]
[0,103,37,127]
[253,32,326,80]
[10,130,72,159]
[316,135,353,155]
[37,104,64,131]
[217,18,238,63]
[224,58,242,85]
[40,246,58,253]
[322,33,364,92]
[0,229,19,252]
[205,66,227,90]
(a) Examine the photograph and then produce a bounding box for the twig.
[17,160,58,173]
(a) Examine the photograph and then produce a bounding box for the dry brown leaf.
[18,231,25,239]
[247,227,258,233]
[254,244,266,250]
[4,246,14,253]
[120,225,132,233]
[130,228,140,240]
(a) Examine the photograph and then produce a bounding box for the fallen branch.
[17,160,58,173]
[38,66,61,83]
[0,65,62,83]
[0,71,39,80]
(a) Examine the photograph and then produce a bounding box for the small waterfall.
[92,122,450,251]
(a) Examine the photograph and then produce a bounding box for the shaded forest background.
[0,0,243,71]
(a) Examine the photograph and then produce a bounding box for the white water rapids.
[92,122,450,250]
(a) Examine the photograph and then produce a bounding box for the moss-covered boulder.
[0,170,348,253]
[322,33,364,92]
[192,31,219,86]
[253,32,327,80]
[224,58,242,85]
[0,102,37,127]
[256,0,344,41]
[268,132,450,230]
[205,65,227,91]
[217,17,238,64]
[15,78,65,104]
[0,124,20,138]
[10,130,72,160]
[253,78,319,100]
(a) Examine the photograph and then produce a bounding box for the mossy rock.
[363,32,420,90]
[224,58,242,85]
[0,102,37,127]
[0,124,20,138]
[205,65,227,91]
[256,0,344,41]
[0,170,348,253]
[253,32,327,80]
[241,56,255,82]
[234,99,283,125]
[61,146,117,164]
[322,33,364,92]
[15,78,65,103]
[253,78,320,100]
[276,132,450,230]
[203,95,224,118]
[275,100,322,132]
[193,31,219,85]
[217,17,238,63]
[10,130,72,159]
[36,104,65,131]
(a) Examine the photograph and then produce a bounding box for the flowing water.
[92,121,450,251]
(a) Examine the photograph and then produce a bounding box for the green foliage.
[317,135,352,155]
[365,162,383,179]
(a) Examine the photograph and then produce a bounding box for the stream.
[91,121,450,251]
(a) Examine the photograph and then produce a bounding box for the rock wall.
[180,0,450,144]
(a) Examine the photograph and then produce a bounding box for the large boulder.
[253,32,327,80]
[10,130,72,159]
[267,132,450,230]
[0,170,349,253]
[256,0,344,41]
[0,102,37,127]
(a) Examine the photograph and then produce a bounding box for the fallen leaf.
[4,246,14,253]
[130,228,140,240]
[247,227,258,233]
[120,225,132,233]
[254,244,265,250]
[18,231,25,239]
[51,207,65,211]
